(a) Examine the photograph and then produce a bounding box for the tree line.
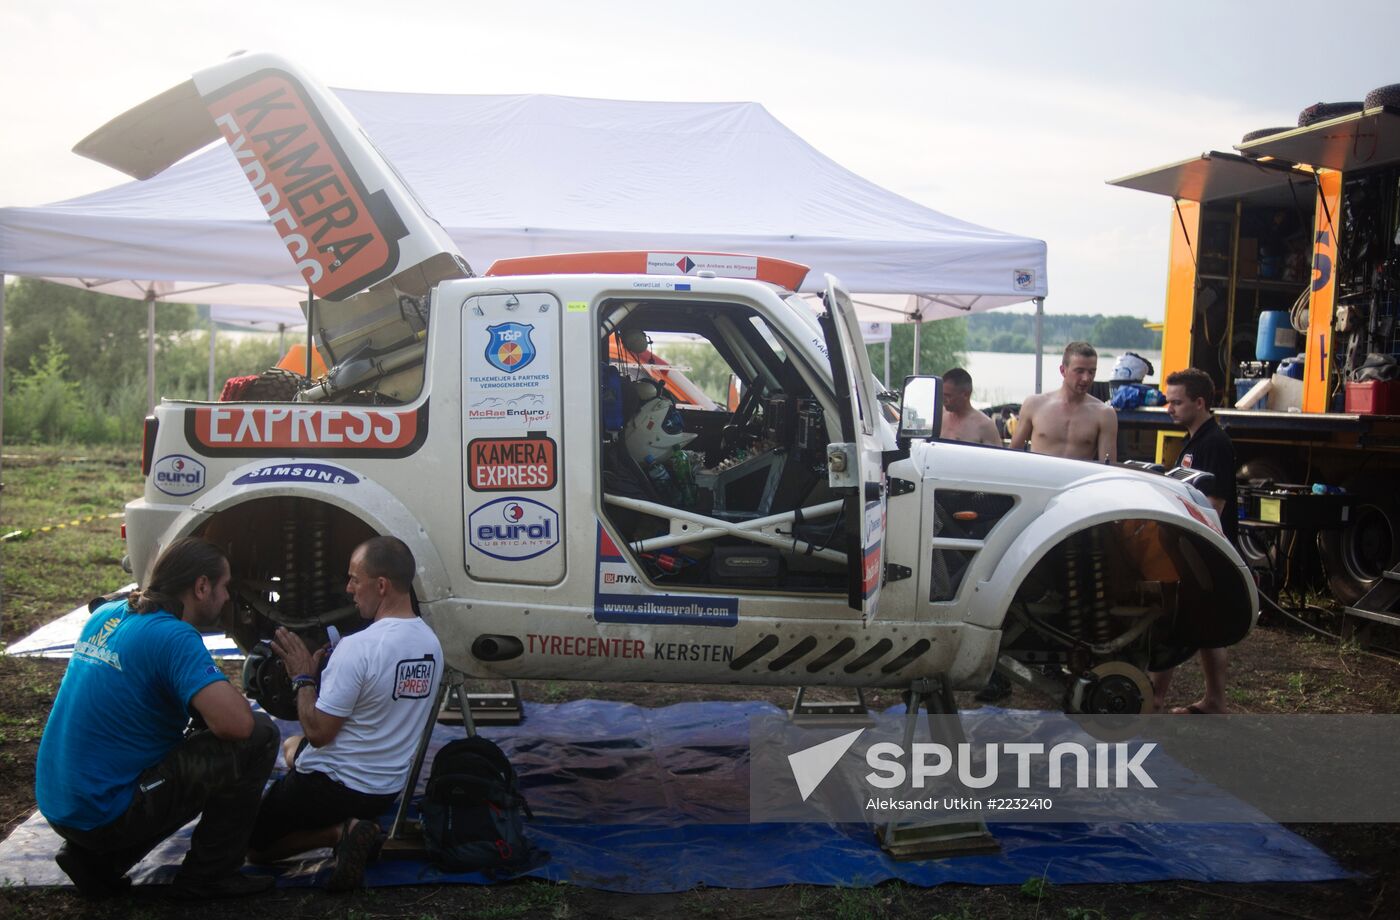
[3,279,282,443]
[3,278,1158,444]
[964,312,1160,354]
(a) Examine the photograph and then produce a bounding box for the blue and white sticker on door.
[469,497,559,561]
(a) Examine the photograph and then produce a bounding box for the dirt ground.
[2,612,1400,919]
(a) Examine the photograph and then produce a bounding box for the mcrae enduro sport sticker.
[469,497,559,561]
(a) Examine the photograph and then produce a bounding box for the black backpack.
[420,736,541,875]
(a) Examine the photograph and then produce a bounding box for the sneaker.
[327,819,383,892]
[168,872,276,900]
[55,842,131,899]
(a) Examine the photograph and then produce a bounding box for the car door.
[818,275,887,620]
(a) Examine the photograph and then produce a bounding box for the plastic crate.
[1239,486,1353,529]
[1344,380,1400,415]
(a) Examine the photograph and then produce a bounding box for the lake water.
[956,349,1163,408]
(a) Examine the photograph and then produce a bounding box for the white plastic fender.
[963,470,1257,631]
[149,459,455,602]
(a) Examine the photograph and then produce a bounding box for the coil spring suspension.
[1062,530,1112,645]
[1088,529,1112,644]
[308,503,329,615]
[1063,537,1084,638]
[280,517,299,618]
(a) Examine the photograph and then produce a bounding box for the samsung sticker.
[233,463,360,485]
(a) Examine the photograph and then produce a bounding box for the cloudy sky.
[3,0,1397,319]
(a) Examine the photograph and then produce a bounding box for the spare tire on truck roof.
[1297,101,1364,126]
[221,367,308,402]
[1364,83,1400,108]
[1240,126,1294,145]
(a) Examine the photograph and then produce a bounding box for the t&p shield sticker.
[485,322,537,373]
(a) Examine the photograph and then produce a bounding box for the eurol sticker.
[153,454,206,496]
[469,497,559,561]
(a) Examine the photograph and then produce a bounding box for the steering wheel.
[717,385,762,460]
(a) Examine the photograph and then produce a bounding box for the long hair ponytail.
[129,538,229,616]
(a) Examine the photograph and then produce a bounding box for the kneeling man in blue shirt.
[36,538,278,899]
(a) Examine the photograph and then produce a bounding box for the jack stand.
[384,669,466,854]
[791,686,872,723]
[996,654,1069,701]
[877,676,1000,860]
[437,679,524,726]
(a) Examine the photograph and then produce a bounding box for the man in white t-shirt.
[248,536,444,890]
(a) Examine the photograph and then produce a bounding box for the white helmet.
[624,382,696,466]
[1111,352,1154,383]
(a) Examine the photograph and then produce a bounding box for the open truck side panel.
[1110,106,1400,609]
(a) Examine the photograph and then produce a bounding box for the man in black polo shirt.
[1151,368,1237,713]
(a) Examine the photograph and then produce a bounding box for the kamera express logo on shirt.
[392,656,436,700]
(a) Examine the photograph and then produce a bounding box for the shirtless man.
[1010,342,1118,462]
[940,368,1003,446]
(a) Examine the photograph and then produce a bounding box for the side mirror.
[897,375,942,441]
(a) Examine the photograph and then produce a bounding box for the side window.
[596,301,846,597]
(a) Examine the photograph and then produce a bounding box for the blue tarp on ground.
[0,700,1354,892]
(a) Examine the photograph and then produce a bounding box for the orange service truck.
[1109,93,1400,620]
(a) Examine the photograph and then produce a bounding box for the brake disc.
[1083,661,1155,715]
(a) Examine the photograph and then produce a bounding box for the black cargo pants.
[50,712,279,884]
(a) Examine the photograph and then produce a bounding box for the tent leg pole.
[1034,297,1045,395]
[146,289,156,415]
[912,319,922,376]
[306,287,315,379]
[0,271,6,457]
[207,314,217,400]
[1,274,6,638]
[884,341,891,388]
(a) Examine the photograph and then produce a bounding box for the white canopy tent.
[0,87,1047,414]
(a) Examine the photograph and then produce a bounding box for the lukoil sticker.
[485,322,537,373]
[233,462,360,485]
[470,497,559,561]
[153,455,206,496]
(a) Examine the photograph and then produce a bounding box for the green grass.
[0,445,142,644]
[471,881,567,919]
